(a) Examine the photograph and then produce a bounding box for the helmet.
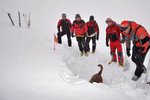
[89,15,94,21]
[121,20,129,27]
[75,14,81,19]
[62,13,66,18]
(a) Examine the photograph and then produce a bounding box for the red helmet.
[121,20,129,27]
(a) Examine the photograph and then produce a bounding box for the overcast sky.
[1,0,150,32]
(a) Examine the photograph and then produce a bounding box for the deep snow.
[0,0,150,100]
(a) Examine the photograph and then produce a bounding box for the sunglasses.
[62,15,66,18]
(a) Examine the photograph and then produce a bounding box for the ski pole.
[7,13,14,26]
[18,11,21,27]
[28,12,30,28]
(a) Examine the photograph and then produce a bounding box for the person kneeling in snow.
[105,18,124,67]
[57,13,72,47]
[71,14,88,56]
[86,15,99,53]
[120,20,150,81]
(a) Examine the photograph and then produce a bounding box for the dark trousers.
[132,45,150,77]
[86,36,96,52]
[57,30,72,46]
[76,37,88,53]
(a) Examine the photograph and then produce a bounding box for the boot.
[132,75,139,81]
[142,67,147,74]
[85,52,89,57]
[108,59,117,64]
[68,39,72,47]
[92,45,96,53]
[80,52,84,56]
[119,63,124,67]
[92,50,95,53]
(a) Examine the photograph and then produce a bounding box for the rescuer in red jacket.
[120,20,150,81]
[71,14,88,56]
[57,13,72,47]
[86,15,99,53]
[106,18,124,67]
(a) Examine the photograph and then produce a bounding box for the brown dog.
[89,64,103,83]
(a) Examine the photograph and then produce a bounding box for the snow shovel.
[144,53,150,84]
[123,44,130,71]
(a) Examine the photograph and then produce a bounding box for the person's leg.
[133,53,147,80]
[76,37,84,55]
[110,42,117,62]
[57,32,62,44]
[57,31,66,44]
[66,31,72,47]
[86,37,91,52]
[81,37,88,56]
[92,36,96,53]
[132,46,149,80]
[116,41,124,66]
[131,45,139,64]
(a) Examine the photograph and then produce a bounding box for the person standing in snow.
[71,14,88,56]
[105,18,124,67]
[57,13,72,47]
[120,20,150,81]
[86,15,99,53]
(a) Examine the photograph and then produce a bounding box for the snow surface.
[0,0,150,100]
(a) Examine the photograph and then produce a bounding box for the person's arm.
[125,33,131,56]
[106,28,109,47]
[57,19,62,32]
[70,21,75,37]
[95,22,99,34]
[95,22,99,40]
[66,19,72,28]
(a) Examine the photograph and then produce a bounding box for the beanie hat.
[62,13,66,18]
[75,14,81,18]
[89,15,94,21]
[106,18,113,23]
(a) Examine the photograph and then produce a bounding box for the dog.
[89,64,103,83]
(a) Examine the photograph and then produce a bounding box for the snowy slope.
[0,0,150,100]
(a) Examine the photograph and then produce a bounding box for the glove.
[126,48,131,57]
[106,41,109,47]
[120,38,125,44]
[96,34,99,40]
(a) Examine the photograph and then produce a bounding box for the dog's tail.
[98,64,103,75]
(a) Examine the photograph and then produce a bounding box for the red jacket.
[57,18,71,32]
[122,21,150,53]
[106,24,121,43]
[71,20,88,37]
[86,21,99,36]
